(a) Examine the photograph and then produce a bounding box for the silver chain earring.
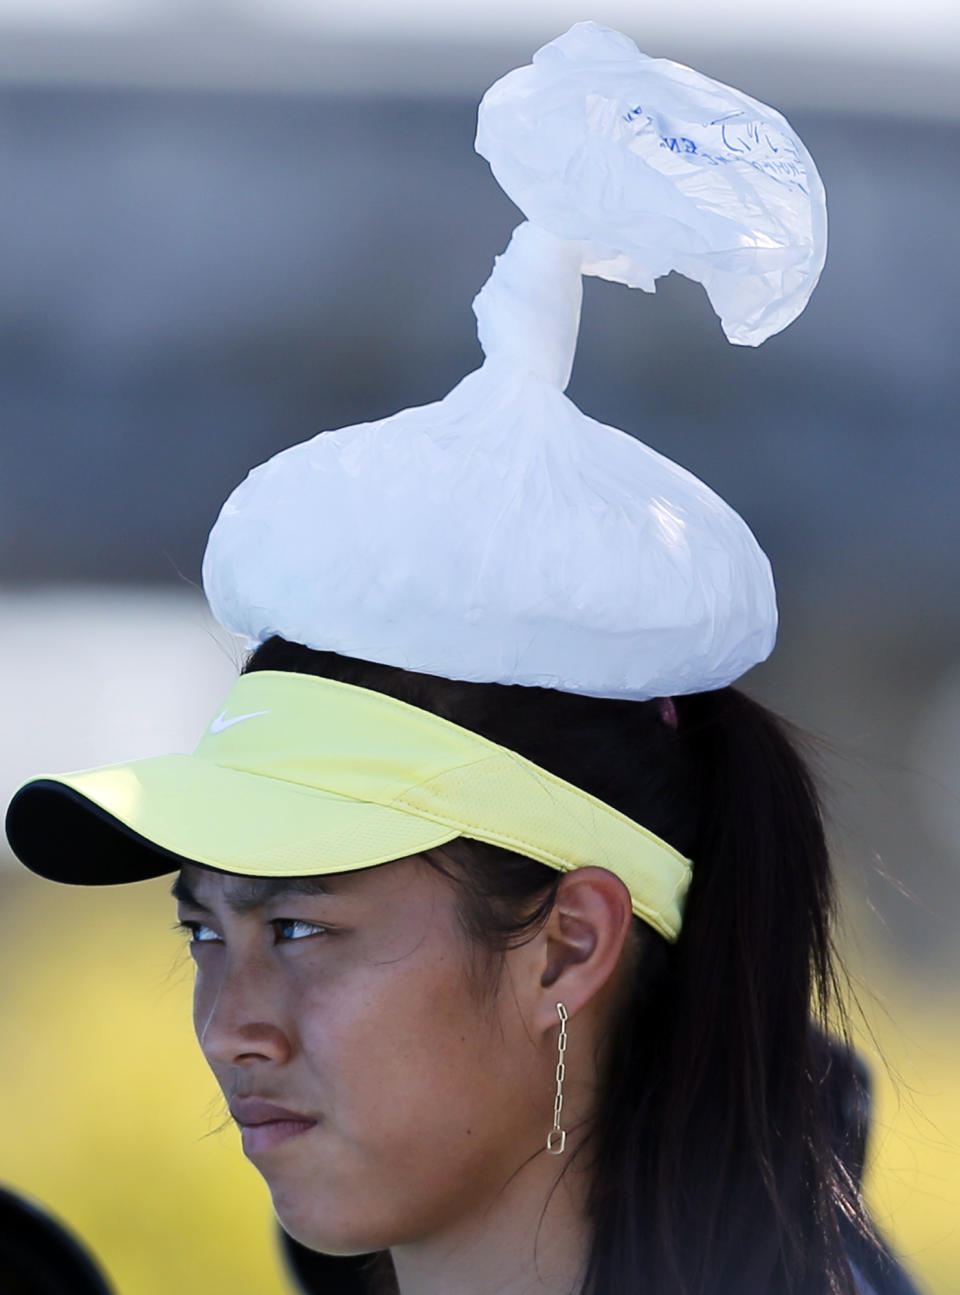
[546,1001,568,1155]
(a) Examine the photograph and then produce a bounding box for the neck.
[389,1139,592,1295]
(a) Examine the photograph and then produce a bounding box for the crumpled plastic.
[477,22,827,347]
[202,23,825,700]
[204,351,777,699]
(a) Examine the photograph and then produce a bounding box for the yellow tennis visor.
[4,670,692,942]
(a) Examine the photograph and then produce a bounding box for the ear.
[533,866,634,1036]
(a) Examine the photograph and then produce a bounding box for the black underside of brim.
[5,780,202,886]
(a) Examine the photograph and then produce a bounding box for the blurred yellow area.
[856,982,960,1294]
[1,869,957,1295]
[0,873,292,1295]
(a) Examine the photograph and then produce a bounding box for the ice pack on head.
[202,22,827,701]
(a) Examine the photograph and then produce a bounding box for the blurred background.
[0,1,958,1292]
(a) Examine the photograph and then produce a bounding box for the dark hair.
[244,637,892,1295]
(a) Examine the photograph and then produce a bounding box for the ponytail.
[583,687,866,1294]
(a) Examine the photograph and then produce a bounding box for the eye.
[273,919,328,942]
[174,919,220,944]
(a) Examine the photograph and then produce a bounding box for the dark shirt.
[279,1234,923,1295]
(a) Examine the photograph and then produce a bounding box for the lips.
[229,1098,318,1155]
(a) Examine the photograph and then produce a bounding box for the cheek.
[276,957,544,1251]
[190,963,212,1042]
[302,960,493,1137]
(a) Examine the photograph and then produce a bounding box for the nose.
[195,952,293,1070]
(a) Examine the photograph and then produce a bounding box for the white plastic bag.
[203,24,829,699]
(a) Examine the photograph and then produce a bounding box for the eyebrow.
[171,873,335,916]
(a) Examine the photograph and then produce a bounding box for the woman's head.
[165,636,687,1264]
[218,634,878,1295]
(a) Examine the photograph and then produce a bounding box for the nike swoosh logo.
[209,709,270,734]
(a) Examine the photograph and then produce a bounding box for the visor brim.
[5,754,461,886]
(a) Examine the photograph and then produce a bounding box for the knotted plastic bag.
[203,23,827,700]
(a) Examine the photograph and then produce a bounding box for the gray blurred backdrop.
[0,7,958,1011]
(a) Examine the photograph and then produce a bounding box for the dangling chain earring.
[546,1001,568,1155]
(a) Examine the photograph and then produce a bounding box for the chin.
[269,1183,395,1258]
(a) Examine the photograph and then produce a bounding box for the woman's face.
[174,856,553,1255]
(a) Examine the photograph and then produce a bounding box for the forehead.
[172,857,428,914]
[172,865,340,914]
